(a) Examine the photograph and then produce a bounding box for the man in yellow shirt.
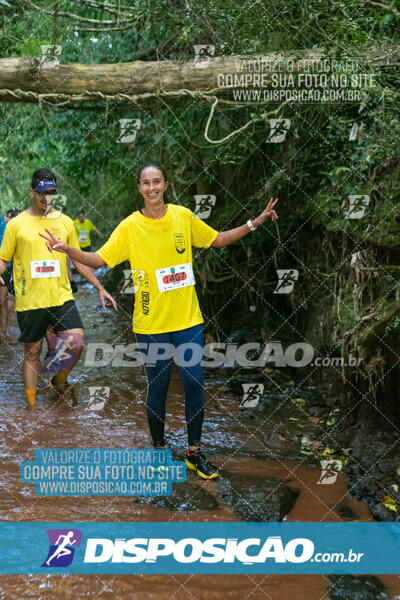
[73,210,102,251]
[0,168,116,408]
[41,161,278,479]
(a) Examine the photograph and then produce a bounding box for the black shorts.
[0,269,11,288]
[17,299,84,343]
[81,244,92,252]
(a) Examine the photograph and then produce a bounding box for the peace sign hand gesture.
[254,197,279,227]
[39,228,70,255]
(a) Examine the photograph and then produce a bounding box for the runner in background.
[73,210,102,252]
[0,168,117,408]
[40,161,278,479]
[6,207,18,220]
[0,204,11,340]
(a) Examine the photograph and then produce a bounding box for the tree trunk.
[0,48,398,105]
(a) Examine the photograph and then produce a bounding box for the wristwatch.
[247,219,256,232]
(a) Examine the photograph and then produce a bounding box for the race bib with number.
[155,262,195,293]
[78,229,89,243]
[30,260,61,279]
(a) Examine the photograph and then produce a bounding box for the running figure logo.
[343,195,370,219]
[240,383,264,409]
[87,386,110,411]
[40,44,62,69]
[43,194,67,219]
[317,460,342,485]
[267,118,291,143]
[42,333,82,373]
[42,529,82,567]
[274,269,299,294]
[194,195,216,219]
[117,118,141,144]
[121,269,146,294]
[191,45,215,69]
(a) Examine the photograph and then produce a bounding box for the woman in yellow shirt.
[41,161,278,479]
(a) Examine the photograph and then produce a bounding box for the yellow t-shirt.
[97,204,219,334]
[0,210,80,312]
[73,218,96,248]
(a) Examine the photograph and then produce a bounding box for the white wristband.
[247,219,256,232]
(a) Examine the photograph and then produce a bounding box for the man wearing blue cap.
[0,168,117,408]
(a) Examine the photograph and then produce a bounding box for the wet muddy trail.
[1,283,399,599]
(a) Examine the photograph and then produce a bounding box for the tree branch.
[68,0,136,16]
[16,0,140,24]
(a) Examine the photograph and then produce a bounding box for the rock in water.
[218,471,299,521]
[132,479,219,511]
[328,575,388,600]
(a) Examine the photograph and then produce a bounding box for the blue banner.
[1,522,400,574]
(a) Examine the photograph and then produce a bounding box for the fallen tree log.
[0,47,398,105]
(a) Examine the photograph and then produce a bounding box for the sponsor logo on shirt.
[48,227,62,239]
[173,233,186,254]
[21,267,26,296]
[141,291,150,315]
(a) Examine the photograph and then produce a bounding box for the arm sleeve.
[190,210,219,248]
[0,221,16,262]
[96,222,129,267]
[89,219,96,232]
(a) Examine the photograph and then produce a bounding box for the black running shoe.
[185,449,219,479]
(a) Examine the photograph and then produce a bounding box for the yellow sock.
[25,389,36,408]
[55,370,70,385]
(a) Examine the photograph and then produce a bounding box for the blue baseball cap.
[34,179,57,193]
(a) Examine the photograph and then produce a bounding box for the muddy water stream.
[0,284,399,599]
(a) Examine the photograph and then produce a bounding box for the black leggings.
[135,324,204,447]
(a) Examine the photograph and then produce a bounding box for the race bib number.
[155,262,195,293]
[31,260,61,279]
[78,229,88,243]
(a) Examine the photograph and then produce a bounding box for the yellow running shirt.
[0,210,80,312]
[97,204,219,334]
[73,218,96,248]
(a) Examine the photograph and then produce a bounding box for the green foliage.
[0,0,399,379]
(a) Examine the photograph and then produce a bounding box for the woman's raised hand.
[255,197,279,225]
